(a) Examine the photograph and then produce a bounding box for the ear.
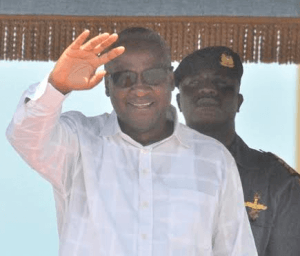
[104,77,110,97]
[168,72,175,91]
[176,93,182,112]
[237,93,243,112]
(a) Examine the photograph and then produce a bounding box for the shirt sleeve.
[6,75,79,194]
[265,175,300,256]
[212,152,258,256]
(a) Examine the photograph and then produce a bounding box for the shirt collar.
[228,133,248,162]
[99,105,190,148]
[99,110,121,137]
[167,106,190,148]
[228,133,259,169]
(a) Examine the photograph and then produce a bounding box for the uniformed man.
[174,46,300,256]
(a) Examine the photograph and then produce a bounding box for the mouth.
[129,102,154,109]
[196,97,220,107]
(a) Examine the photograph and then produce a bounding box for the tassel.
[0,15,299,63]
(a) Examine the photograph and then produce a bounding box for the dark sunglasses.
[107,66,173,88]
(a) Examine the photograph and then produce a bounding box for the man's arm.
[6,30,124,193]
[212,152,258,256]
[265,174,300,255]
[6,78,85,193]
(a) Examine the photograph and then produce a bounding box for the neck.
[119,119,174,146]
[190,121,236,148]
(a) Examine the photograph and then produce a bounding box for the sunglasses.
[107,66,173,88]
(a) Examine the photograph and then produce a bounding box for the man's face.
[105,47,174,134]
[177,68,243,128]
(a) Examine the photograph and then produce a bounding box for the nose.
[199,87,218,96]
[131,74,150,97]
[198,80,218,96]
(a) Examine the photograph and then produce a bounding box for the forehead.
[181,68,239,84]
[109,44,168,72]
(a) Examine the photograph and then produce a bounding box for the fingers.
[97,46,125,66]
[70,30,121,62]
[70,30,116,52]
[71,30,91,49]
[93,33,119,55]
[88,70,107,88]
[81,33,110,51]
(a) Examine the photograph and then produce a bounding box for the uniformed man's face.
[105,46,174,134]
[177,68,243,128]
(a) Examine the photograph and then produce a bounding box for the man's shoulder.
[242,145,274,168]
[60,110,111,133]
[179,123,224,146]
[246,146,298,179]
[233,135,280,169]
[260,151,300,185]
[178,123,233,160]
[234,136,300,186]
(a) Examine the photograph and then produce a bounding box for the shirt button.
[141,201,149,208]
[141,149,148,154]
[143,169,149,175]
[141,234,147,240]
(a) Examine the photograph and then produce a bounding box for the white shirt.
[6,78,257,256]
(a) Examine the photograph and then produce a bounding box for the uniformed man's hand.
[48,30,125,94]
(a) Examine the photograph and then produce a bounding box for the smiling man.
[6,28,257,256]
[103,34,174,145]
[175,46,300,256]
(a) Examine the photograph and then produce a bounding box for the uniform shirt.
[6,79,257,256]
[229,134,300,256]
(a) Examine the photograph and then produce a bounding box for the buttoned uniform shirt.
[6,77,257,256]
[228,134,300,256]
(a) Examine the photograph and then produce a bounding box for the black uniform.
[229,134,300,256]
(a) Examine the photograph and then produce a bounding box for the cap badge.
[245,193,267,221]
[220,53,235,68]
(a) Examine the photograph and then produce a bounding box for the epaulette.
[260,150,300,183]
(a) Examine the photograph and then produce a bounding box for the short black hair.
[104,27,171,69]
[174,46,243,87]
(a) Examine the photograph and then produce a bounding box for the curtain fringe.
[0,15,299,63]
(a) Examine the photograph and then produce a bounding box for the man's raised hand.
[48,30,125,94]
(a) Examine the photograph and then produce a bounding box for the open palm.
[49,30,125,94]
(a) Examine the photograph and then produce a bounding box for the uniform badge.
[245,193,267,221]
[220,53,235,68]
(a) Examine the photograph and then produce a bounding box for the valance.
[1,15,299,63]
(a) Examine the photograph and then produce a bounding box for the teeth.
[132,102,152,107]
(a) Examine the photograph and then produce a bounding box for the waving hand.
[49,30,125,94]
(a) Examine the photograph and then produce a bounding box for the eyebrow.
[112,66,172,74]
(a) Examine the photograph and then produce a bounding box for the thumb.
[88,70,107,89]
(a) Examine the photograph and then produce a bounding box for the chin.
[132,122,157,133]
[126,117,157,131]
[194,115,218,124]
[188,118,223,130]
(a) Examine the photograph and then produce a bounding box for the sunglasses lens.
[111,71,136,88]
[110,68,171,88]
[143,68,168,85]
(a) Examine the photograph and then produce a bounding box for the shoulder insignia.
[220,53,235,68]
[274,154,297,174]
[265,151,298,175]
[260,150,300,185]
[245,193,267,221]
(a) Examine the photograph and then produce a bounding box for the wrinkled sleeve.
[212,152,258,256]
[6,75,79,194]
[265,175,300,256]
